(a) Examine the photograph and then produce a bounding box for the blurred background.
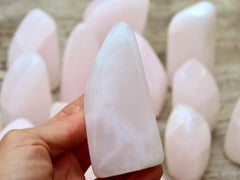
[0,0,239,179]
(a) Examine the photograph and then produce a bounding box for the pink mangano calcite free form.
[61,23,99,102]
[50,102,68,118]
[172,59,220,131]
[0,118,34,140]
[135,33,167,117]
[1,52,52,126]
[84,22,164,178]
[165,104,211,180]
[167,1,216,84]
[84,0,149,43]
[8,9,60,91]
[224,98,240,164]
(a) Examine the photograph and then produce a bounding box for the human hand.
[0,95,163,180]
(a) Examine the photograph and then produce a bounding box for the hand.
[0,95,163,180]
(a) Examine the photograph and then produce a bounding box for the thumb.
[31,95,86,158]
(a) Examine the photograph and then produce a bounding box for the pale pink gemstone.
[1,52,52,126]
[167,1,216,84]
[85,166,96,180]
[172,59,220,131]
[61,23,99,102]
[0,118,34,140]
[84,0,149,44]
[85,22,164,178]
[135,33,167,117]
[224,99,240,164]
[50,102,68,118]
[165,104,211,180]
[8,9,60,91]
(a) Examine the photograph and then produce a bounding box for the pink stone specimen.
[85,22,164,178]
[85,166,96,180]
[61,23,99,102]
[165,104,211,180]
[0,118,34,140]
[1,52,52,126]
[84,0,149,44]
[50,102,68,118]
[224,99,240,164]
[8,9,60,91]
[135,33,167,117]
[172,59,220,131]
[167,1,216,84]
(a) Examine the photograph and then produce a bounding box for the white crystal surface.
[84,22,164,178]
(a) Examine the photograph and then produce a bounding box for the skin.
[0,95,163,180]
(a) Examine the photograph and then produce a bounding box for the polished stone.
[8,9,60,91]
[136,33,167,117]
[85,22,164,178]
[1,52,52,126]
[172,59,220,131]
[61,23,99,102]
[165,104,211,180]
[85,166,96,180]
[84,0,149,44]
[50,102,68,118]
[167,1,216,84]
[0,118,34,140]
[224,99,240,164]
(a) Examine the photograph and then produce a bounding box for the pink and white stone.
[50,102,68,118]
[172,59,220,131]
[0,118,34,140]
[84,0,149,44]
[85,166,96,180]
[8,9,61,91]
[224,99,240,164]
[61,23,99,102]
[167,1,216,84]
[85,22,164,178]
[165,104,211,180]
[1,52,52,126]
[136,33,167,117]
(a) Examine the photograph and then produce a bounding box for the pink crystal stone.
[85,166,96,180]
[85,22,164,178]
[135,33,167,117]
[8,9,61,91]
[224,99,240,164]
[1,52,52,126]
[84,0,149,44]
[167,1,216,84]
[61,23,99,102]
[0,118,34,140]
[172,59,220,131]
[165,104,211,180]
[50,102,68,118]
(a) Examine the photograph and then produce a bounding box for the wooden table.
[0,0,239,179]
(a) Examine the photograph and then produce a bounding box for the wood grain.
[0,0,239,179]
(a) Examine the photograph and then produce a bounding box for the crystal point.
[167,1,216,84]
[224,99,240,164]
[61,23,99,102]
[8,9,61,90]
[84,0,149,43]
[1,52,52,126]
[172,59,220,131]
[165,104,211,180]
[135,33,167,117]
[0,118,34,140]
[85,22,164,178]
